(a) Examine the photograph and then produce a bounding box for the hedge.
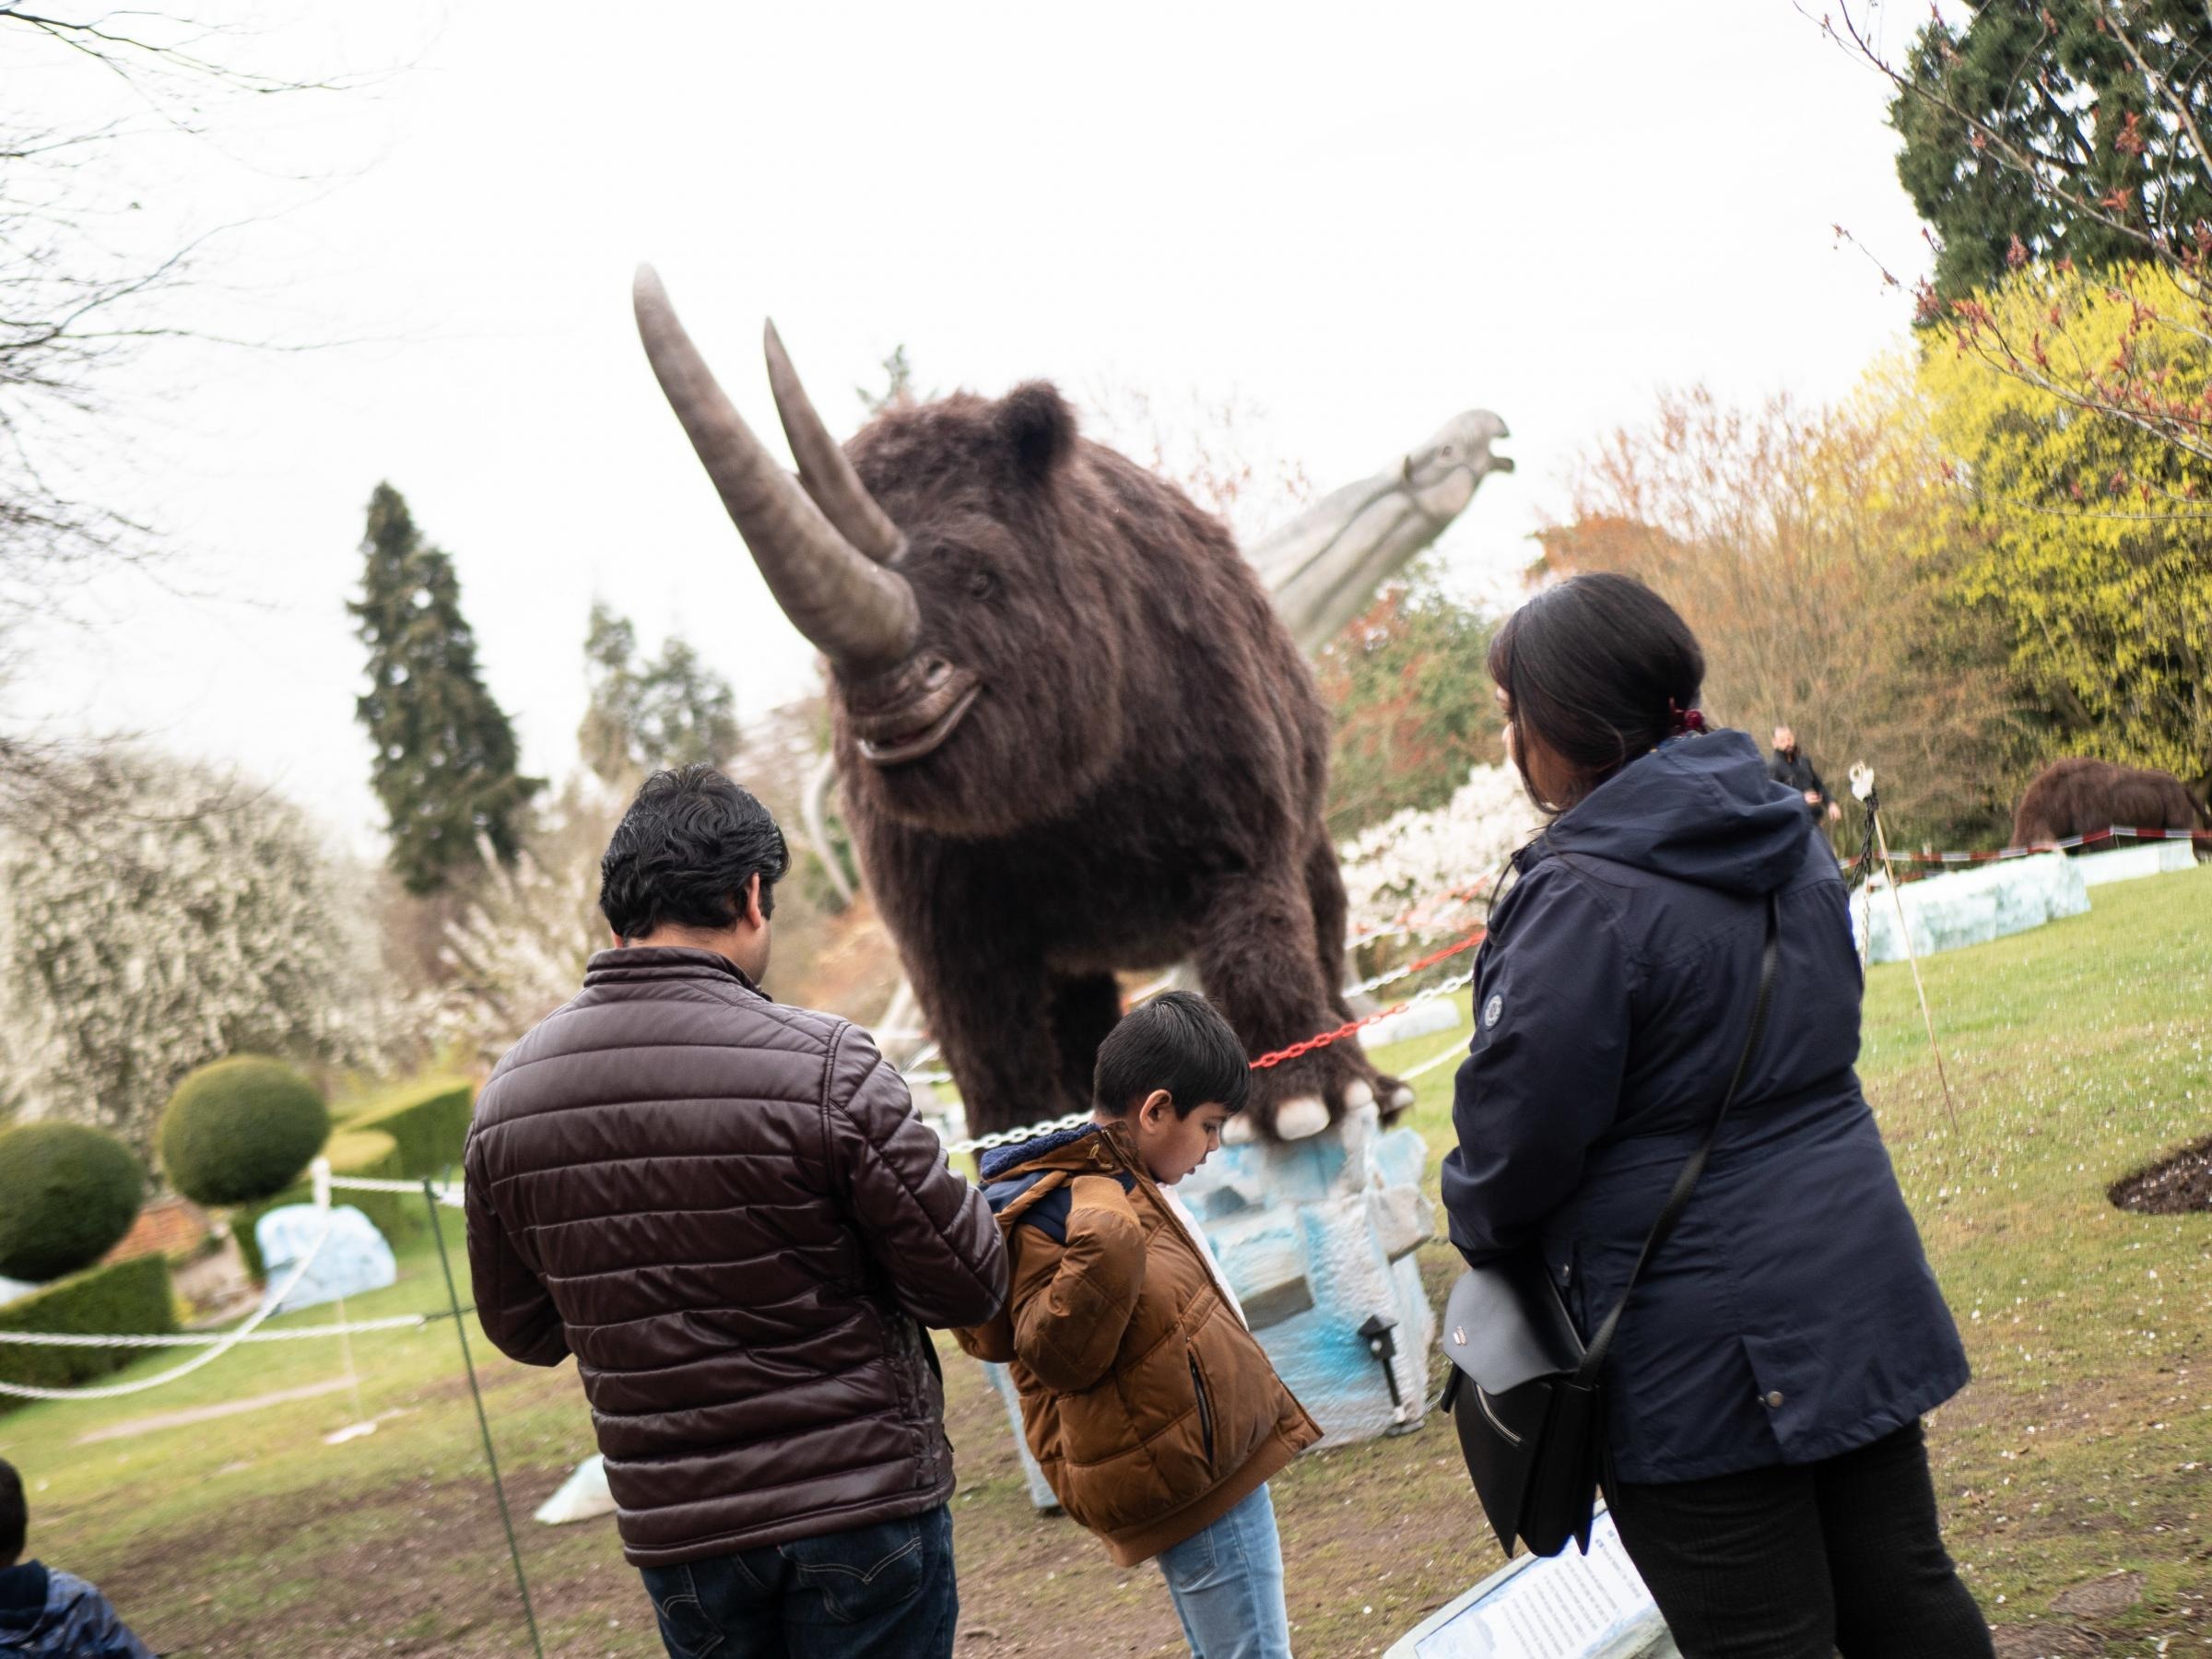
[343,1078,472,1178]
[0,1122,144,1284]
[0,1255,176,1407]
[232,1127,418,1282]
[160,1055,330,1207]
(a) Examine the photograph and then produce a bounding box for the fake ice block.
[2076,839,2198,887]
[1176,1100,1436,1446]
[1852,851,2088,964]
[254,1204,396,1314]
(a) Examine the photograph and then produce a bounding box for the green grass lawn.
[5,865,2207,1656]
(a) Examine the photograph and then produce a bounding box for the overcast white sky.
[13,1,1933,853]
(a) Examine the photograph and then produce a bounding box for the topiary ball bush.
[159,1056,330,1207]
[0,1122,145,1284]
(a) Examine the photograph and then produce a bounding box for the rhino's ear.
[996,382,1076,484]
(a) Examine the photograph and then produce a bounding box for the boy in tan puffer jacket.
[956,992,1319,1658]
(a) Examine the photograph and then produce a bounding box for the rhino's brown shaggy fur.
[2011,757,2209,849]
[828,383,1394,1138]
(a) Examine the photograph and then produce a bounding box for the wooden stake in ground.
[1871,803,1961,1136]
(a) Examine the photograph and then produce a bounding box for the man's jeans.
[1155,1484,1291,1659]
[638,1504,958,1659]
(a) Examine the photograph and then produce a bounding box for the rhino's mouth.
[854,678,982,767]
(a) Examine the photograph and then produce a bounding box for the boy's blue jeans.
[638,1503,958,1658]
[1157,1483,1292,1659]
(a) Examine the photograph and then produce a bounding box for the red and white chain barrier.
[1870,824,2212,865]
[935,943,1487,1155]
[907,924,1495,1092]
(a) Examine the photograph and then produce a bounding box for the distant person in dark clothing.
[1769,724,1841,824]
[0,1458,154,1659]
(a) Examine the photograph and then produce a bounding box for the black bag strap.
[1573,891,1781,1385]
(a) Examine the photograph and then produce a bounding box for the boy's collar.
[0,1561,48,1616]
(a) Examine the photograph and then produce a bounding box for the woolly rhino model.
[632,269,1511,1141]
[2012,757,2210,849]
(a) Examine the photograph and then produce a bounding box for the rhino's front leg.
[1192,871,1382,1141]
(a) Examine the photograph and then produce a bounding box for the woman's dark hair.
[599,765,791,942]
[1488,572,1705,811]
[0,1458,24,1566]
[1092,990,1252,1118]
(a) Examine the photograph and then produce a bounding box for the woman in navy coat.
[1441,574,1988,1657]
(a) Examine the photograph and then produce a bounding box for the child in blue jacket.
[0,1459,154,1659]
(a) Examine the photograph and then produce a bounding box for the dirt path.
[73,1376,356,1445]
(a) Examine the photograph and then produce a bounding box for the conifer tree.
[351,483,540,894]
[577,601,741,790]
[1879,1,2212,305]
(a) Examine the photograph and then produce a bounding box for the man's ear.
[742,873,767,931]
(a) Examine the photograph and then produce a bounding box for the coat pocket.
[1188,1347,1216,1469]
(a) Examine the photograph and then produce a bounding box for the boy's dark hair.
[1091,991,1251,1118]
[0,1458,24,1566]
[1488,571,1706,812]
[599,765,791,943]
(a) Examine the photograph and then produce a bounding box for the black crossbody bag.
[1437,891,1781,1559]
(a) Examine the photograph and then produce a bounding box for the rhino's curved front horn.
[764,321,905,564]
[633,266,918,672]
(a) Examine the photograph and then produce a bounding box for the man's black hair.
[1091,990,1251,1118]
[0,1458,24,1567]
[599,765,791,943]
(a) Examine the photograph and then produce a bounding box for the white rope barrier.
[0,1314,430,1349]
[0,1159,478,1395]
[330,1173,464,1207]
[1397,1041,1468,1083]
[0,1207,336,1401]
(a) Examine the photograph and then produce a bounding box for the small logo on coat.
[1482,994,1503,1030]
[1452,1325,1467,1347]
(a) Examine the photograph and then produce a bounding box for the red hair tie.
[1666,699,1706,735]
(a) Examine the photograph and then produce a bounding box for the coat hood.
[0,1560,49,1634]
[1535,729,1812,897]
[978,1123,1102,1183]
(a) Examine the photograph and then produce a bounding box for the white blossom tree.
[419,784,613,1071]
[1335,763,1543,943]
[0,748,394,1163]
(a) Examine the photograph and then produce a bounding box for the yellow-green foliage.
[0,1254,174,1406]
[231,1127,416,1282]
[1920,263,2212,785]
[342,1078,472,1179]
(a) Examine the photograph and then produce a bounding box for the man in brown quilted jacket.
[464,765,1007,1659]
[956,993,1320,1658]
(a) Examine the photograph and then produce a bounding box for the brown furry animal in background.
[2011,757,2209,849]
[633,272,1402,1141]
